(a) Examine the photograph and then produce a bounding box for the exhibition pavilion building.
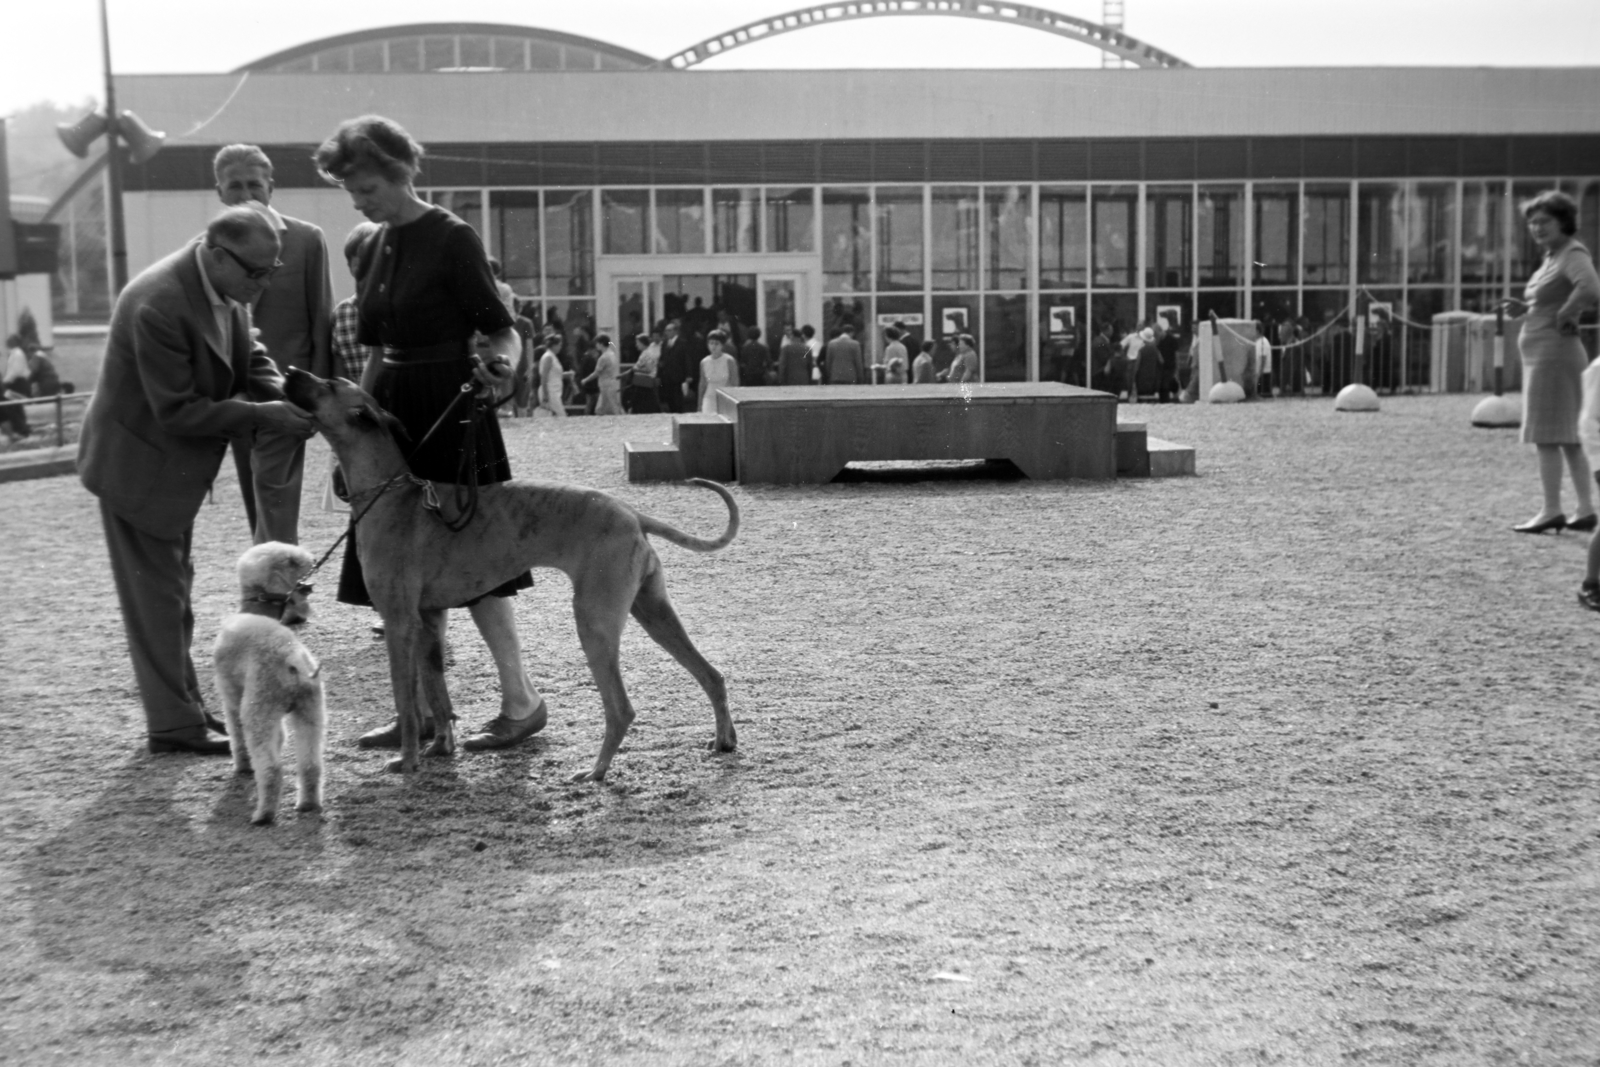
[48,15,1600,383]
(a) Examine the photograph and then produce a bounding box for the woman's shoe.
[1512,514,1567,534]
[1568,513,1598,533]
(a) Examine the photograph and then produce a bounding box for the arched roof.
[665,2,1190,70]
[235,23,658,74]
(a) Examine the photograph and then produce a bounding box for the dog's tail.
[638,478,740,553]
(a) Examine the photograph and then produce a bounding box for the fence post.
[55,394,65,448]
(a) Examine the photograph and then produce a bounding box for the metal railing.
[0,391,92,449]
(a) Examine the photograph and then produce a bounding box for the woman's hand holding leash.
[471,355,515,401]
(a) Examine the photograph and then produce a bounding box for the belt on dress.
[382,339,472,366]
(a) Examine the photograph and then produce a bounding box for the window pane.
[428,190,481,237]
[423,36,455,70]
[823,296,867,340]
[1093,186,1138,289]
[712,188,759,254]
[1253,183,1298,285]
[986,185,1030,291]
[878,186,926,292]
[1511,181,1552,284]
[654,189,706,255]
[822,187,871,293]
[387,38,422,72]
[1145,184,1192,289]
[1040,294,1087,385]
[984,294,1028,382]
[1040,185,1087,290]
[1406,182,1455,285]
[766,187,814,252]
[490,191,540,296]
[529,40,562,69]
[459,36,491,68]
[565,45,597,70]
[873,294,926,367]
[1197,184,1244,287]
[493,37,526,70]
[931,295,977,374]
[1304,183,1351,286]
[351,41,385,72]
[546,189,594,295]
[1461,181,1506,286]
[930,187,978,291]
[1357,183,1405,285]
[602,189,649,255]
[317,47,351,73]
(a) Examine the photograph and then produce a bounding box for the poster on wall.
[1156,304,1184,331]
[941,307,970,336]
[876,313,924,327]
[1048,306,1076,337]
[1367,302,1393,329]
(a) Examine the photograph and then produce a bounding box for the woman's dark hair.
[1520,189,1579,236]
[314,115,424,185]
[707,329,730,344]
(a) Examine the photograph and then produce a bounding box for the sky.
[3,0,1598,116]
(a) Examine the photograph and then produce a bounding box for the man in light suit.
[214,144,334,545]
[79,207,315,754]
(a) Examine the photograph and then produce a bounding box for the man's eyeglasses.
[209,243,282,281]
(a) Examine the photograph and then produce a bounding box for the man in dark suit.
[214,144,333,546]
[657,318,688,413]
[78,207,315,754]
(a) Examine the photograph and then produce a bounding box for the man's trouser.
[231,429,305,545]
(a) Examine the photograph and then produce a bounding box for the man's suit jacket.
[251,214,333,377]
[79,240,285,538]
[777,340,811,385]
[825,335,865,384]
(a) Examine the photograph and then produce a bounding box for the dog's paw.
[567,769,605,784]
[385,755,418,774]
[423,737,455,759]
[234,763,254,776]
[250,810,277,826]
[295,800,323,814]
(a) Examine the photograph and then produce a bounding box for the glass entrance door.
[615,277,661,362]
[759,275,801,358]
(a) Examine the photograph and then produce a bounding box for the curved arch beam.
[659,1,1190,71]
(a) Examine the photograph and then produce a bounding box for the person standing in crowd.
[583,334,624,415]
[1254,322,1275,398]
[656,319,687,413]
[1,334,31,440]
[941,334,979,384]
[824,325,865,385]
[738,326,771,387]
[1506,190,1600,535]
[316,113,546,751]
[801,324,823,382]
[534,332,568,418]
[777,326,811,385]
[628,331,662,413]
[331,221,382,384]
[1090,322,1114,392]
[1133,328,1162,402]
[1157,322,1182,402]
[698,329,740,413]
[881,325,909,384]
[78,206,316,754]
[213,144,334,547]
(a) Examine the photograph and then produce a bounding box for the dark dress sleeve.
[444,223,516,338]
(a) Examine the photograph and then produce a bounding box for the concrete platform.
[714,383,1118,484]
[1148,437,1197,477]
[623,440,685,482]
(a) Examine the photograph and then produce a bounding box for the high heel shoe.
[1567,513,1598,533]
[1512,514,1567,534]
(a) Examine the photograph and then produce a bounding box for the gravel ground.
[1,395,1596,1066]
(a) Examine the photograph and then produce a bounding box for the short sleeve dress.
[336,205,533,606]
[1519,240,1600,446]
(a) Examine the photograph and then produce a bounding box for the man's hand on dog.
[257,400,317,437]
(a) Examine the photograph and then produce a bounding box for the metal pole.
[100,0,128,295]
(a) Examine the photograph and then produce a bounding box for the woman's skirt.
[336,353,534,606]
[1520,329,1589,445]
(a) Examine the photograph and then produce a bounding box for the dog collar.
[239,582,312,622]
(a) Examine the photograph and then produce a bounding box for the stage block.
[1148,437,1196,477]
[672,414,736,482]
[1115,420,1150,478]
[714,384,1118,484]
[624,441,685,483]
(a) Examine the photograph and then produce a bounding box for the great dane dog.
[283,367,738,782]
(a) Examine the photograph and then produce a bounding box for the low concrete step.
[1114,420,1149,478]
[1148,437,1196,477]
[623,441,685,483]
[672,414,736,482]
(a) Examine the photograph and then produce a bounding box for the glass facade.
[408,178,1596,388]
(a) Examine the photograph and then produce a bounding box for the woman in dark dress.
[315,115,546,752]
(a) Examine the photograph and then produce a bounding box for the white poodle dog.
[213,542,326,825]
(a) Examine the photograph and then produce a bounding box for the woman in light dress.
[533,333,567,418]
[698,329,740,414]
[582,334,624,415]
[1507,190,1600,536]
